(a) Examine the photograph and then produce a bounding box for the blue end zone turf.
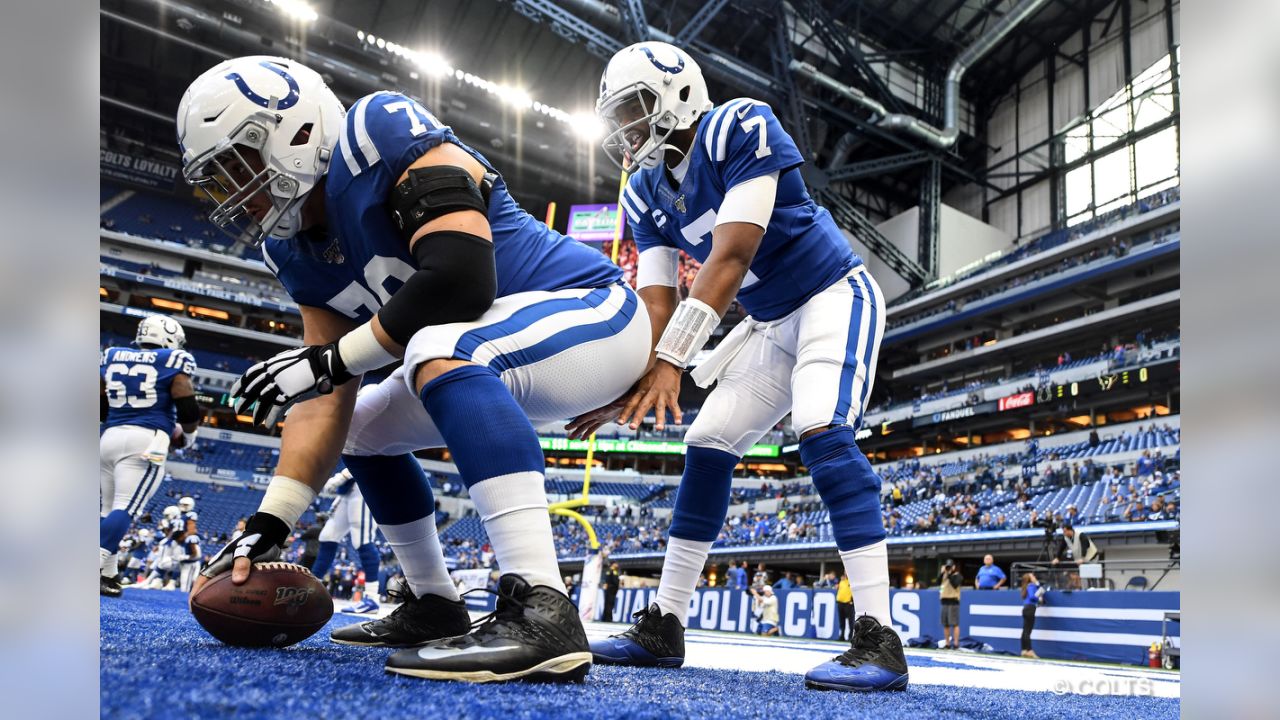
[102,590,1178,719]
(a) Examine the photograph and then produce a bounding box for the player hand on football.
[192,512,291,598]
[231,343,354,426]
[564,394,631,440]
[616,360,683,431]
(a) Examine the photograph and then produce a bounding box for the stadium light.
[342,23,586,134]
[265,0,318,23]
[571,112,606,141]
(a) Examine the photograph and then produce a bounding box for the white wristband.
[337,322,399,375]
[655,298,720,368]
[259,475,318,529]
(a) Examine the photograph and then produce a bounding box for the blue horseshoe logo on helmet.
[225,61,300,110]
[640,47,685,74]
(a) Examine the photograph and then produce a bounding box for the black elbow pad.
[376,230,497,347]
[175,395,202,425]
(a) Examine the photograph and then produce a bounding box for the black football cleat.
[590,603,685,668]
[100,575,123,598]
[805,615,910,692]
[385,574,591,683]
[330,586,471,648]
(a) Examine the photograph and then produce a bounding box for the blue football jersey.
[100,346,198,434]
[263,91,622,323]
[620,99,859,321]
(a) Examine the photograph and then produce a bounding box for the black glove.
[200,512,292,579]
[231,343,354,426]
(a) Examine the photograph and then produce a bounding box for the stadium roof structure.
[101,0,1128,286]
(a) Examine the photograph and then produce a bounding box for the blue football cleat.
[805,615,909,692]
[590,603,685,668]
[341,596,380,615]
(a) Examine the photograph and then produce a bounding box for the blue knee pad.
[419,365,544,487]
[100,509,131,551]
[668,446,741,543]
[312,541,338,577]
[799,426,885,551]
[341,454,436,526]
[356,543,381,579]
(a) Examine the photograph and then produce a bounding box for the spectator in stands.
[752,563,770,591]
[751,586,780,636]
[1136,451,1155,477]
[726,561,747,590]
[294,520,322,570]
[975,555,1007,590]
[563,575,578,606]
[602,562,621,622]
[1020,572,1045,658]
[773,572,796,591]
[938,560,962,650]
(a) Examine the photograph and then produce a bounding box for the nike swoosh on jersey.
[413,643,523,660]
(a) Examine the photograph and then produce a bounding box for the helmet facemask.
[183,115,307,248]
[599,86,680,172]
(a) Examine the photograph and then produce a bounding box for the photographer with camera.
[938,559,963,650]
[1049,524,1098,588]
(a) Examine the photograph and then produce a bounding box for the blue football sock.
[668,446,741,542]
[356,543,381,582]
[100,509,132,551]
[420,365,561,590]
[800,425,886,551]
[312,541,338,578]
[341,454,435,525]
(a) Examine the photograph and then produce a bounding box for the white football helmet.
[596,41,712,171]
[176,56,345,247]
[136,315,186,350]
[178,497,195,513]
[163,505,181,521]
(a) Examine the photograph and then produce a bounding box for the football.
[190,562,333,648]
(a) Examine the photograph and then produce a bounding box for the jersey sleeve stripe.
[352,96,382,170]
[623,184,649,213]
[337,119,363,175]
[618,193,641,224]
[716,100,755,161]
[261,242,280,274]
[704,99,748,161]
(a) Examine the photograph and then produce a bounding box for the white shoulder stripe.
[352,96,381,169]
[704,99,750,162]
[618,193,641,224]
[717,99,760,161]
[261,242,279,275]
[336,117,361,177]
[624,184,648,213]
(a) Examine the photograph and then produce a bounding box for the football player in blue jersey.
[312,465,384,615]
[176,56,651,682]
[100,315,202,597]
[575,42,908,692]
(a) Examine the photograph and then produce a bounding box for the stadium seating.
[101,182,263,261]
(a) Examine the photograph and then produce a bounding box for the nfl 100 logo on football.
[274,585,315,614]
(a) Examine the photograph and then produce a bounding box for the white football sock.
[100,549,119,578]
[655,537,713,625]
[467,471,565,593]
[840,539,891,627]
[378,514,459,601]
[365,580,380,601]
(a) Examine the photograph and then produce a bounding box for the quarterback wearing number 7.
[570,41,909,692]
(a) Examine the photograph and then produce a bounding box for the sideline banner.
[589,586,1177,664]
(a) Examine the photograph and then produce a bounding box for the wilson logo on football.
[273,586,315,607]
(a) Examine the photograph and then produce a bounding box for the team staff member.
[835,573,854,642]
[938,560,962,650]
[975,554,1007,590]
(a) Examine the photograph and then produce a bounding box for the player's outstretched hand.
[231,343,353,426]
[564,394,631,440]
[616,361,683,431]
[191,512,291,601]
